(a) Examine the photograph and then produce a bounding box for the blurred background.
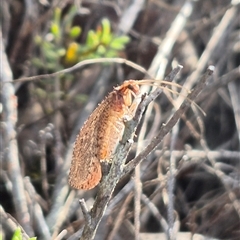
[1,0,240,239]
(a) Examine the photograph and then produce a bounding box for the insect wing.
[68,97,110,189]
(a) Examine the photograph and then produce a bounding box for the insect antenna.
[135,79,205,116]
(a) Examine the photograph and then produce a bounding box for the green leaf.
[109,41,125,50]
[57,48,66,57]
[11,228,22,240]
[114,36,130,44]
[69,26,82,39]
[97,45,106,55]
[109,36,130,50]
[50,23,60,38]
[101,18,112,44]
[53,8,61,25]
[86,30,99,47]
[51,8,62,40]
[105,50,119,57]
[101,18,111,37]
[62,6,78,31]
[101,33,112,45]
[44,49,59,60]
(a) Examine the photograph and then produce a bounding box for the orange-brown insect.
[69,80,140,189]
[68,79,185,190]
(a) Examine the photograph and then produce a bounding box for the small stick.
[79,199,91,225]
[3,58,153,84]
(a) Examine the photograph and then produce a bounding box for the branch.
[24,177,51,239]
[8,58,153,84]
[0,30,34,236]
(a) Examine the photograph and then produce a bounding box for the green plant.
[11,228,37,240]
[33,6,130,70]
[79,18,130,60]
